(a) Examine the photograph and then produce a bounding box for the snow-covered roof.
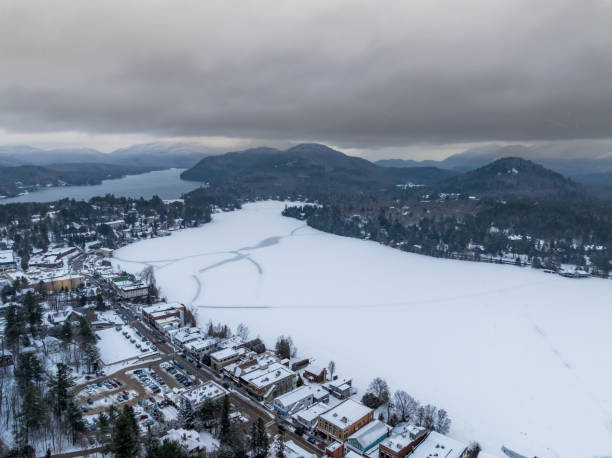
[408,431,467,458]
[293,402,330,423]
[162,429,202,452]
[275,384,328,408]
[319,399,372,430]
[0,250,15,264]
[283,440,317,458]
[182,381,228,406]
[347,419,389,449]
[243,362,295,389]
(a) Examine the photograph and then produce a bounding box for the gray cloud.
[0,0,611,153]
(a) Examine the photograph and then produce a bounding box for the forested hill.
[181,143,454,198]
[0,163,153,198]
[434,157,584,199]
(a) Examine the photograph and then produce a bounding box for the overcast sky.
[0,0,611,160]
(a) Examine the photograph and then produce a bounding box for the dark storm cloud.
[0,0,611,150]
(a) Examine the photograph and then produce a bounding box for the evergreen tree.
[14,353,44,392]
[83,343,100,373]
[22,292,42,337]
[16,386,47,449]
[147,439,191,458]
[48,363,72,417]
[66,400,86,443]
[110,405,140,458]
[59,320,72,345]
[77,316,96,345]
[178,398,195,430]
[4,304,24,348]
[250,417,269,458]
[219,395,231,444]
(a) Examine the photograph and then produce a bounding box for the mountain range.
[376,144,612,186]
[0,142,209,169]
[181,143,590,201]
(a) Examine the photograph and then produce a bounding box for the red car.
[317,443,326,450]
[139,414,148,420]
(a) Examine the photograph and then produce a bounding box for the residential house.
[0,250,16,271]
[317,399,374,442]
[326,378,353,399]
[303,364,327,383]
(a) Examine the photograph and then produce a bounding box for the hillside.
[434,157,584,199]
[0,163,151,198]
[181,143,453,198]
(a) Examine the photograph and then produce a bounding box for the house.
[0,250,16,271]
[379,431,469,458]
[273,384,329,416]
[345,420,390,454]
[210,347,248,372]
[169,326,206,347]
[181,381,229,407]
[161,429,214,455]
[317,399,374,442]
[326,378,353,399]
[292,402,330,431]
[303,364,327,383]
[378,425,427,458]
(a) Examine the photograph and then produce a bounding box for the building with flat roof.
[274,384,329,416]
[210,347,247,372]
[346,419,390,454]
[181,381,229,407]
[317,398,374,442]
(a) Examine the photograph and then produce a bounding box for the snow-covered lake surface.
[112,201,612,457]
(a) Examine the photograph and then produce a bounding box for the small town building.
[345,419,390,454]
[379,430,469,458]
[210,347,248,372]
[317,398,374,442]
[303,364,327,383]
[292,402,330,431]
[274,384,330,416]
[378,425,428,458]
[181,381,229,407]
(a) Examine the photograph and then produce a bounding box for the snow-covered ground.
[112,201,612,458]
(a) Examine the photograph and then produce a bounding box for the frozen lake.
[113,201,612,458]
[0,168,202,203]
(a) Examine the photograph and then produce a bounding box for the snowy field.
[112,201,612,457]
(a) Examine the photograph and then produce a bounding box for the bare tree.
[393,390,419,422]
[327,360,336,381]
[237,323,250,342]
[422,404,437,430]
[435,409,451,434]
[368,377,390,405]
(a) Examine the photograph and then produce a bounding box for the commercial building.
[317,399,374,442]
